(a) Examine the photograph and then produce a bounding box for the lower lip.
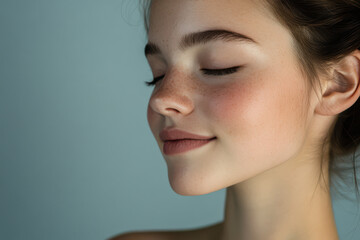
[163,138,216,155]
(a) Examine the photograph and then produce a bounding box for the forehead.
[148,0,283,47]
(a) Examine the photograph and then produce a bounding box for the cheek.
[206,72,309,160]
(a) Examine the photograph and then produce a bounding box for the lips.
[159,128,216,155]
[163,139,215,155]
[159,128,216,141]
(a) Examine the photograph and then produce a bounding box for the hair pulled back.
[264,0,360,200]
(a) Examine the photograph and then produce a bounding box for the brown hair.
[140,0,360,200]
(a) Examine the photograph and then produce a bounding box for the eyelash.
[144,66,241,86]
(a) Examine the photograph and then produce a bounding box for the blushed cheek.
[206,74,308,155]
[206,82,264,138]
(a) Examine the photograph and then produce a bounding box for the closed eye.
[201,66,241,76]
[144,66,241,86]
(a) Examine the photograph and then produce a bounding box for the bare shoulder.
[108,222,223,240]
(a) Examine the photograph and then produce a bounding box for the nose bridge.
[149,68,194,115]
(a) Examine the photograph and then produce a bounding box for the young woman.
[112,0,360,239]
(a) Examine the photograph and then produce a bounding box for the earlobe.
[315,50,360,116]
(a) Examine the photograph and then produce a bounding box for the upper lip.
[160,128,216,141]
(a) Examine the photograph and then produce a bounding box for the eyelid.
[201,66,241,75]
[144,66,241,86]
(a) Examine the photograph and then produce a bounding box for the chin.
[169,180,216,196]
[167,166,227,196]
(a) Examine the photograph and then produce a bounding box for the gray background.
[0,0,359,239]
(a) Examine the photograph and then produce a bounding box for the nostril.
[149,92,194,116]
[165,107,181,113]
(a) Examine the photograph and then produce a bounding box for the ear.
[315,50,360,116]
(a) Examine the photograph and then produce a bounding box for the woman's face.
[146,0,318,195]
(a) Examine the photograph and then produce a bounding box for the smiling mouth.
[163,137,217,155]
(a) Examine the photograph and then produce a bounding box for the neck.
[218,152,339,240]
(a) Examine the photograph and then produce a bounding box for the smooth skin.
[111,0,360,239]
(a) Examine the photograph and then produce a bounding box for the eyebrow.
[144,29,257,56]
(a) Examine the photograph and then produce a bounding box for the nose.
[148,74,194,116]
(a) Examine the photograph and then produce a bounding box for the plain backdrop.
[1,1,359,239]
